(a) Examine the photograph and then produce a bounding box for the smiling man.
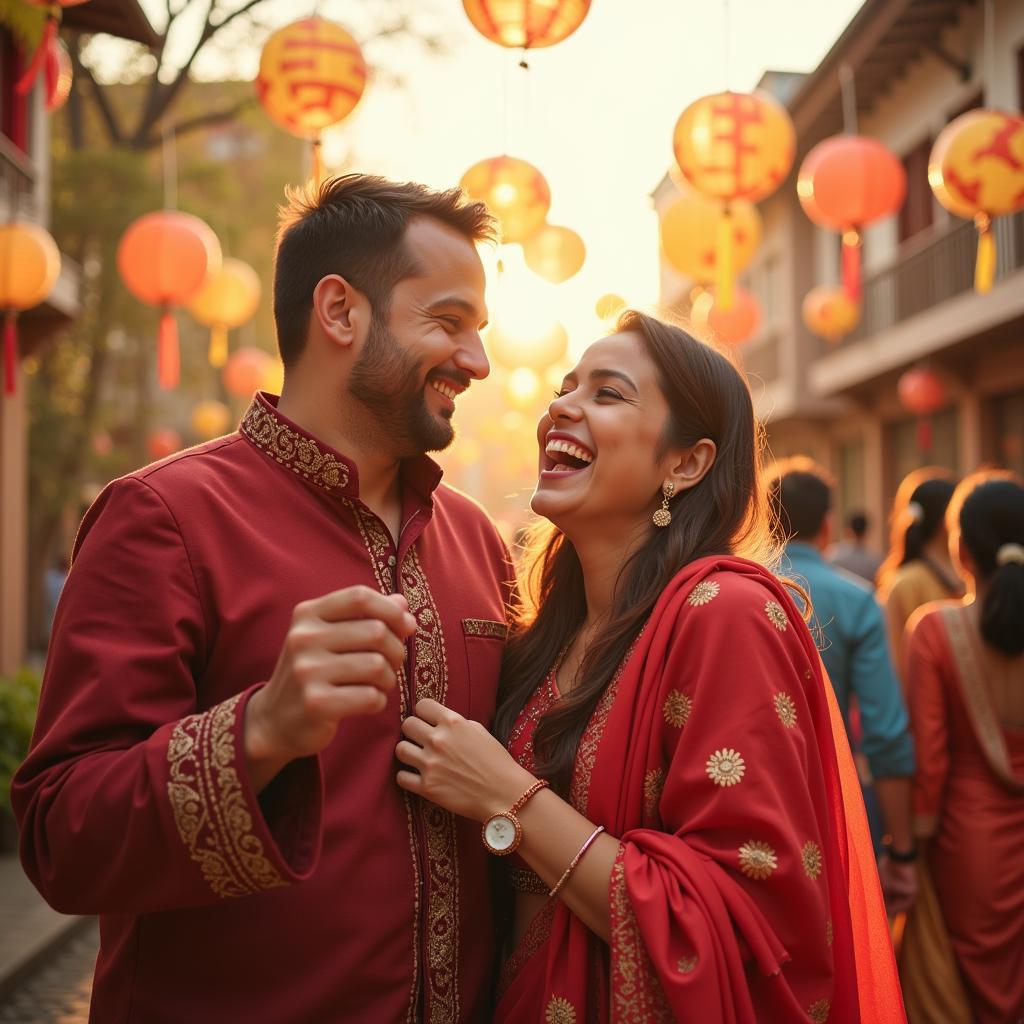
[14,175,515,1023]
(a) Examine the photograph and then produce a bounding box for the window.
[899,137,933,243]
[837,438,866,525]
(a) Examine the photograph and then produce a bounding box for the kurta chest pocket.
[462,619,507,728]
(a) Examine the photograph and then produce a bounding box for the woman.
[396,312,902,1021]
[877,469,963,675]
[899,472,1024,1024]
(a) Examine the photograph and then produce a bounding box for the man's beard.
[347,316,455,457]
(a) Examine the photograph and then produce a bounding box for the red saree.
[497,556,904,1023]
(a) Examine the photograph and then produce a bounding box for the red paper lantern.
[223,347,274,399]
[798,136,906,301]
[17,1,88,97]
[118,212,221,389]
[462,0,591,49]
[898,366,946,452]
[691,286,760,347]
[147,428,182,461]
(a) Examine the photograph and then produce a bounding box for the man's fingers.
[306,586,417,637]
[312,619,408,669]
[294,651,399,692]
[305,682,389,721]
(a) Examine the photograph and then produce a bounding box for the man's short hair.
[767,456,834,541]
[273,174,497,367]
[847,511,869,539]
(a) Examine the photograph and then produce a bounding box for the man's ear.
[312,275,366,350]
[664,438,717,494]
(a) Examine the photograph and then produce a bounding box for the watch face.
[484,814,518,853]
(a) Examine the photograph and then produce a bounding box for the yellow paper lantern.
[595,293,626,320]
[460,156,551,244]
[488,322,568,373]
[262,358,285,395]
[256,18,367,139]
[191,400,232,440]
[462,0,591,49]
[660,188,762,283]
[188,258,262,368]
[928,109,1024,293]
[506,367,541,409]
[0,221,61,396]
[522,224,586,283]
[802,285,860,343]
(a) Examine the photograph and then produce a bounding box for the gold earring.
[653,482,674,527]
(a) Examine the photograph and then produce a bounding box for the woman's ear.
[665,438,717,494]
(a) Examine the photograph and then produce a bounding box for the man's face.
[347,217,489,458]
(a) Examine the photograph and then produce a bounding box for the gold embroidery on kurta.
[677,956,699,974]
[738,840,778,880]
[808,997,830,1022]
[167,694,286,899]
[643,766,666,822]
[706,748,746,787]
[802,840,823,881]
[461,618,508,639]
[688,580,720,606]
[774,692,797,728]
[764,600,788,631]
[241,399,350,492]
[826,920,833,947]
[663,689,692,728]
[545,996,577,1024]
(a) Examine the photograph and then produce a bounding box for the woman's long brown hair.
[494,311,779,797]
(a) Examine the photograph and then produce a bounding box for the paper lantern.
[147,428,182,461]
[798,136,905,301]
[191,400,232,440]
[928,109,1024,293]
[462,0,591,49]
[460,156,551,244]
[898,366,946,452]
[691,286,760,347]
[262,358,285,395]
[488,322,568,372]
[522,224,585,283]
[223,346,274,398]
[802,286,860,343]
[256,18,366,139]
[505,367,541,409]
[672,91,794,309]
[0,221,61,396]
[118,211,221,390]
[660,188,762,284]
[595,293,626,320]
[44,37,72,113]
[187,258,261,368]
[17,1,88,97]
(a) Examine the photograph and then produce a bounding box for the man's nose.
[455,331,490,381]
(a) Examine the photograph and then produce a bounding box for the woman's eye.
[596,387,623,400]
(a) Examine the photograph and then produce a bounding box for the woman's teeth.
[545,440,593,464]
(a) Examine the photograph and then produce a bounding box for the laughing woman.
[396,312,902,1022]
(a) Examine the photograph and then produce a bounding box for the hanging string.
[984,0,995,103]
[162,121,177,211]
[839,63,857,135]
[722,0,732,91]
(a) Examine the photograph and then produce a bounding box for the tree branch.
[134,96,258,149]
[74,45,125,146]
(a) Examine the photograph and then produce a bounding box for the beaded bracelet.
[549,825,605,899]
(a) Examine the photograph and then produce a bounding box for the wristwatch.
[481,780,549,856]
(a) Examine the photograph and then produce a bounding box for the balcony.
[0,132,37,214]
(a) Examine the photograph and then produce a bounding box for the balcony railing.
[825,209,1024,352]
[0,132,37,215]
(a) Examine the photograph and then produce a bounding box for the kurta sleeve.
[12,476,322,915]
[608,575,841,1023]
[903,611,949,839]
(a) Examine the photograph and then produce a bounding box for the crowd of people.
[10,174,1023,1022]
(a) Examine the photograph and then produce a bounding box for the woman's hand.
[396,698,536,822]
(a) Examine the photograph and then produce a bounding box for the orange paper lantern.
[522,224,585,283]
[190,400,232,440]
[672,91,793,309]
[802,285,860,343]
[188,258,261,367]
[0,221,61,395]
[223,346,274,399]
[462,0,591,49]
[928,109,1024,293]
[488,322,568,372]
[460,156,551,244]
[118,211,221,390]
[691,286,760,347]
[147,428,182,461]
[798,135,905,301]
[660,187,762,283]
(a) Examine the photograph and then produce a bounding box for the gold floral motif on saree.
[808,997,831,1022]
[802,840,823,881]
[545,996,577,1024]
[705,748,746,787]
[643,766,666,823]
[774,692,798,728]
[738,840,778,880]
[825,920,833,947]
[764,600,788,631]
[663,689,692,728]
[241,399,350,492]
[462,618,508,640]
[167,694,287,899]
[677,956,699,974]
[687,579,720,606]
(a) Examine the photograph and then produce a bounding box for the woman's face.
[531,332,675,533]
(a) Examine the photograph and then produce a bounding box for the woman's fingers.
[400,715,432,745]
[396,770,424,794]
[395,739,426,768]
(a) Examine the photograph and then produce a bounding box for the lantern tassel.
[716,206,735,312]
[974,213,996,293]
[158,309,180,390]
[310,137,323,185]
[841,229,862,302]
[16,16,57,96]
[3,313,17,397]
[916,417,932,453]
[208,324,229,368]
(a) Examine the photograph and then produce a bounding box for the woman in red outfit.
[396,312,903,1022]
[899,472,1024,1024]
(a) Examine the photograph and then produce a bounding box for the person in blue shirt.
[768,456,918,915]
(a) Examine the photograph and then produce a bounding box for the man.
[767,457,918,913]
[14,175,514,1022]
[829,509,884,586]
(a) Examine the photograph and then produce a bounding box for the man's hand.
[244,586,417,792]
[878,855,918,916]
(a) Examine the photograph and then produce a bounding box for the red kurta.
[495,557,904,1023]
[13,392,514,1023]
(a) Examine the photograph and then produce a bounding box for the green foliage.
[0,668,42,816]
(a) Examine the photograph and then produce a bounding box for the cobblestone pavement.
[0,922,97,1023]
